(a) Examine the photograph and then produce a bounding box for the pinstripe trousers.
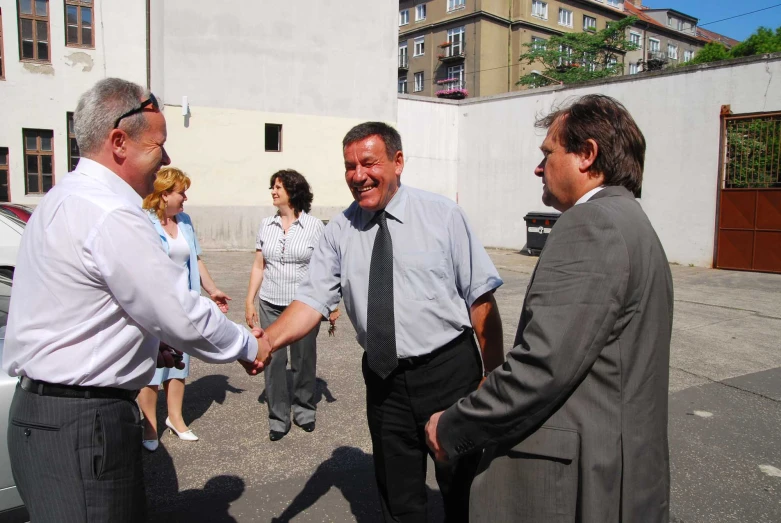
[7,385,146,522]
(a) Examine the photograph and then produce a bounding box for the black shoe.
[269,430,286,441]
[296,421,315,433]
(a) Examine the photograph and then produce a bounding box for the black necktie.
[366,211,397,378]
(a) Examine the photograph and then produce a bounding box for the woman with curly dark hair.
[244,169,338,441]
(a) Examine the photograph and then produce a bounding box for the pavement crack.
[670,366,780,404]
[674,299,781,321]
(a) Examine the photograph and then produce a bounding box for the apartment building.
[398,0,627,99]
[624,1,704,74]
[0,0,147,204]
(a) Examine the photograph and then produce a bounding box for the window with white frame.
[558,8,573,28]
[416,4,426,21]
[531,0,548,20]
[399,9,409,26]
[607,0,620,7]
[531,36,546,51]
[629,63,639,74]
[448,26,465,55]
[629,31,641,48]
[414,71,424,92]
[447,64,464,87]
[667,16,673,27]
[414,36,424,56]
[684,49,693,62]
[399,42,408,68]
[398,76,408,94]
[668,43,678,59]
[558,44,573,66]
[648,38,660,53]
[583,15,596,31]
[447,0,465,12]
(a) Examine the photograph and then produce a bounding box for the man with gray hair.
[3,78,264,522]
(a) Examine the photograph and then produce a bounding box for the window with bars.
[0,8,6,79]
[65,0,94,48]
[23,129,54,194]
[67,112,81,171]
[0,148,9,202]
[18,0,50,62]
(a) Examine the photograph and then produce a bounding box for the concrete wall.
[398,54,781,267]
[0,0,147,204]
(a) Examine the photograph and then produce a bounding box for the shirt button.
[24,428,31,437]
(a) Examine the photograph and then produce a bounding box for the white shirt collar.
[575,186,605,206]
[74,157,143,208]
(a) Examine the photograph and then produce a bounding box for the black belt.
[20,376,139,401]
[397,329,474,369]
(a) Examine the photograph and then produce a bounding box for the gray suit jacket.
[438,186,673,523]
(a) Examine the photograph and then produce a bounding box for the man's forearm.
[265,300,323,352]
[470,292,504,373]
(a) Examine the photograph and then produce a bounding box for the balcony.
[438,47,465,63]
[436,79,468,100]
[646,51,668,71]
[398,55,409,71]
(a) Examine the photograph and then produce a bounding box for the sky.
[640,0,781,41]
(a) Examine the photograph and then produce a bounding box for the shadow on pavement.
[180,374,245,430]
[256,376,337,406]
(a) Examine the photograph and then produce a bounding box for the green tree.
[730,26,781,58]
[517,17,638,87]
[689,41,730,65]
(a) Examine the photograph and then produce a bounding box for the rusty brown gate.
[715,110,781,274]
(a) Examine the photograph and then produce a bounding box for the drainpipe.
[145,0,151,89]
[507,0,512,91]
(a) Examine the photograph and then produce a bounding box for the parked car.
[0,205,32,224]
[0,214,24,280]
[0,274,29,522]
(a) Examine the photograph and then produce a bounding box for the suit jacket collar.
[588,185,634,202]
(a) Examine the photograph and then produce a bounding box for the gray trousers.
[259,299,320,432]
[7,385,146,522]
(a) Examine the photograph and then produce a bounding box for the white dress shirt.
[575,186,605,205]
[2,158,257,390]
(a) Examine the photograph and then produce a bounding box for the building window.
[684,49,694,62]
[668,43,678,60]
[447,0,465,12]
[447,26,465,55]
[558,8,573,28]
[648,38,660,53]
[668,16,673,27]
[65,0,94,48]
[629,63,639,74]
[18,0,50,62]
[0,148,9,202]
[399,42,408,68]
[447,64,464,87]
[398,75,408,94]
[531,1,547,20]
[415,4,426,21]
[583,15,596,31]
[558,45,573,66]
[414,36,424,57]
[607,0,620,7]
[531,36,546,51]
[399,9,409,26]
[67,112,80,171]
[414,72,424,92]
[0,8,5,79]
[629,31,641,49]
[264,124,282,152]
[23,129,54,194]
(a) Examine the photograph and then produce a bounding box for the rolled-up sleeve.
[89,207,258,363]
[294,219,343,318]
[448,206,503,307]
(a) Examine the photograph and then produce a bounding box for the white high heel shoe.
[165,417,199,441]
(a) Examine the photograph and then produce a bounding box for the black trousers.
[7,385,146,523]
[362,331,483,523]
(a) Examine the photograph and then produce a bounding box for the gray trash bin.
[523,212,560,255]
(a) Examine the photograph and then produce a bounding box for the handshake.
[238,327,273,376]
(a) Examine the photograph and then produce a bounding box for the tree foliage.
[693,26,781,65]
[689,41,730,65]
[517,17,638,87]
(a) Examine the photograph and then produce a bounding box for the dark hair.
[536,94,645,197]
[269,169,313,215]
[342,122,403,160]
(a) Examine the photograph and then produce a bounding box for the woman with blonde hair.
[138,167,232,451]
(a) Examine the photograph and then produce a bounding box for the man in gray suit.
[425,94,673,522]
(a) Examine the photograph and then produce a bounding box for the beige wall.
[478,19,513,96]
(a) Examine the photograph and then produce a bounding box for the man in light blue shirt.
[255,122,504,522]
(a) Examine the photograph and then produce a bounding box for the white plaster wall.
[398,56,781,267]
[0,0,147,204]
[159,0,398,122]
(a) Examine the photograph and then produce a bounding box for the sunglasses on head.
[113,94,160,129]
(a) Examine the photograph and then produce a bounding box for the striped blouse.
[256,211,325,307]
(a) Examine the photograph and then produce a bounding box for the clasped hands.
[238,327,273,376]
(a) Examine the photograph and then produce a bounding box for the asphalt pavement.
[143,249,781,522]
